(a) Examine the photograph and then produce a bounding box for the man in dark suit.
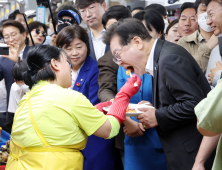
[103,18,215,170]
[0,20,31,132]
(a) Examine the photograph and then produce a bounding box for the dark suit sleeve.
[97,51,119,102]
[88,68,101,106]
[155,54,206,132]
[0,59,3,81]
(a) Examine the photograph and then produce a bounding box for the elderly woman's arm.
[74,74,141,139]
[195,79,222,136]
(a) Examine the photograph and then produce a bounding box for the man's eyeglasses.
[4,32,18,42]
[112,46,124,64]
[207,7,222,20]
[33,29,47,37]
[79,5,96,16]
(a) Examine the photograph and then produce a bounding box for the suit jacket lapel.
[23,46,31,59]
[73,56,91,91]
[153,39,164,108]
[88,32,96,60]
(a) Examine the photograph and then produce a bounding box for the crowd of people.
[0,0,222,169]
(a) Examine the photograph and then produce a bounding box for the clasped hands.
[124,100,158,137]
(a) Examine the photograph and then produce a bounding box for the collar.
[197,31,206,43]
[19,45,26,59]
[182,30,206,45]
[91,29,106,40]
[145,39,158,77]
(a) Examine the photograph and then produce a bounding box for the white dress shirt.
[91,30,106,61]
[0,79,7,112]
[19,45,26,59]
[145,39,158,77]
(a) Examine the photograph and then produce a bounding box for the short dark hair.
[144,9,165,35]
[23,45,64,89]
[58,5,82,23]
[1,20,26,38]
[133,10,145,21]
[8,10,22,20]
[131,7,144,12]
[103,18,152,46]
[194,0,203,12]
[75,0,104,9]
[102,5,131,29]
[55,25,90,56]
[12,59,28,81]
[166,19,179,35]
[26,21,47,44]
[145,4,167,16]
[180,2,195,18]
[202,0,222,6]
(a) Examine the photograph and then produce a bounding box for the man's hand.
[206,34,218,50]
[138,100,152,106]
[136,107,158,129]
[50,34,57,46]
[2,44,19,62]
[208,61,222,85]
[123,118,145,137]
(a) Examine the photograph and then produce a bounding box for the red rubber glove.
[107,74,141,124]
[95,101,112,113]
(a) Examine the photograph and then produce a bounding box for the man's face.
[206,1,222,36]
[2,26,26,46]
[15,14,26,29]
[197,3,207,15]
[110,35,146,76]
[79,2,107,29]
[178,8,198,37]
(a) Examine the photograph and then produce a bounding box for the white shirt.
[8,82,29,113]
[0,79,7,112]
[19,45,26,59]
[145,39,158,77]
[69,64,84,89]
[91,30,106,61]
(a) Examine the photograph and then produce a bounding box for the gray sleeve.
[212,70,222,87]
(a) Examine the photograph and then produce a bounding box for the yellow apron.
[6,85,87,170]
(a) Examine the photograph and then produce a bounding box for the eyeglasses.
[207,7,222,20]
[58,18,77,25]
[33,29,46,37]
[3,32,18,42]
[79,4,96,16]
[112,46,124,64]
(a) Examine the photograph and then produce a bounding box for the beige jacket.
[177,30,211,73]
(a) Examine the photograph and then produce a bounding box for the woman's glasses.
[33,29,46,37]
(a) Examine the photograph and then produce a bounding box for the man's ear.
[22,32,27,39]
[50,58,60,71]
[102,1,107,11]
[132,36,143,50]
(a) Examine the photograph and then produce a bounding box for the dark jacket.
[153,40,215,170]
[88,32,110,61]
[0,45,31,105]
[98,51,119,102]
